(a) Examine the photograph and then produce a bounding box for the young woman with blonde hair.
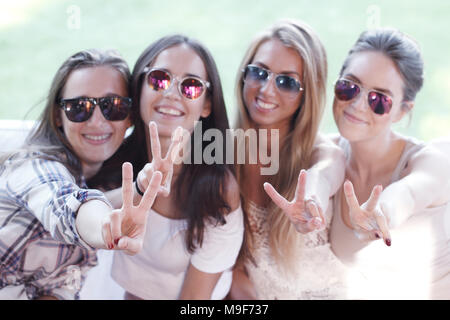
[229,19,350,299]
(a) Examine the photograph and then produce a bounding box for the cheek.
[139,90,157,123]
[286,94,302,113]
[332,100,342,122]
[61,121,80,146]
[114,119,130,136]
[242,83,256,107]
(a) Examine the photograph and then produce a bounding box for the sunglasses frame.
[59,96,132,122]
[334,78,393,116]
[143,67,211,100]
[242,64,304,96]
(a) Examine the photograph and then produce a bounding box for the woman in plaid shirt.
[0,49,163,299]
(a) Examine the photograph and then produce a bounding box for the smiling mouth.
[256,97,277,110]
[156,107,184,117]
[343,111,368,124]
[83,134,112,141]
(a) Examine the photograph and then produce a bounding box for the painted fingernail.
[375,233,381,239]
[385,238,391,247]
[108,243,113,250]
[114,238,120,246]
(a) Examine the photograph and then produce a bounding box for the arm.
[76,162,162,253]
[305,133,346,213]
[342,144,450,246]
[178,263,222,299]
[378,144,450,227]
[75,199,113,249]
[227,264,257,300]
[263,134,346,233]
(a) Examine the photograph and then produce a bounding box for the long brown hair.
[235,19,328,270]
[127,35,234,252]
[1,49,132,189]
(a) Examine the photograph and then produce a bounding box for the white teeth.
[84,134,110,141]
[157,107,182,116]
[257,99,277,110]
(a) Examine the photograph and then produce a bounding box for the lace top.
[245,200,355,299]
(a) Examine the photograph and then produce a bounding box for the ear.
[201,98,212,118]
[393,101,414,123]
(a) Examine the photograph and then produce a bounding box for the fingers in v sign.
[343,180,391,246]
[263,169,325,234]
[104,162,162,255]
[136,121,183,198]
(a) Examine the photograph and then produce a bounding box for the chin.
[338,126,368,143]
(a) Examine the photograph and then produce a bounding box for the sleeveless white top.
[112,206,244,300]
[330,136,450,299]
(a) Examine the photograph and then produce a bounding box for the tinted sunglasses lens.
[245,66,268,82]
[100,97,131,120]
[148,70,171,91]
[368,92,392,115]
[335,80,360,101]
[62,99,93,122]
[180,78,205,99]
[276,75,301,93]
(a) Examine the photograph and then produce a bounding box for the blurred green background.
[1,0,449,140]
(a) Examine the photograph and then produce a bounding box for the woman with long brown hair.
[111,35,244,300]
[0,49,162,299]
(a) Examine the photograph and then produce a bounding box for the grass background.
[1,0,449,140]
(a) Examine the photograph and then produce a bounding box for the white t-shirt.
[111,205,244,300]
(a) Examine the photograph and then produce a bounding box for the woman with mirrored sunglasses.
[328,28,450,299]
[0,49,163,300]
[227,19,353,300]
[110,35,244,300]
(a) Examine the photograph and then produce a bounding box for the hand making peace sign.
[102,162,162,255]
[136,121,184,197]
[263,169,326,234]
[343,180,392,246]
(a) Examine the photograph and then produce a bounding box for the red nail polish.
[114,238,120,246]
[375,233,380,239]
[385,239,391,246]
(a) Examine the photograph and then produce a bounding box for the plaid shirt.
[0,152,110,299]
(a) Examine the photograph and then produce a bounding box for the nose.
[259,75,277,97]
[86,104,107,126]
[349,90,367,112]
[162,78,182,101]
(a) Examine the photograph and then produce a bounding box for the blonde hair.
[235,19,328,271]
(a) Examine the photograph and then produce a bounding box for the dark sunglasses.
[59,96,132,122]
[242,65,303,97]
[334,79,393,115]
[144,67,210,100]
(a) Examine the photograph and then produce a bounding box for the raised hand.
[136,121,183,197]
[102,162,162,255]
[343,180,391,246]
[263,169,326,234]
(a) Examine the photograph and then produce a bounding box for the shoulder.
[428,137,450,161]
[409,142,450,168]
[311,133,345,162]
[223,169,241,213]
[7,152,75,186]
[314,132,341,148]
